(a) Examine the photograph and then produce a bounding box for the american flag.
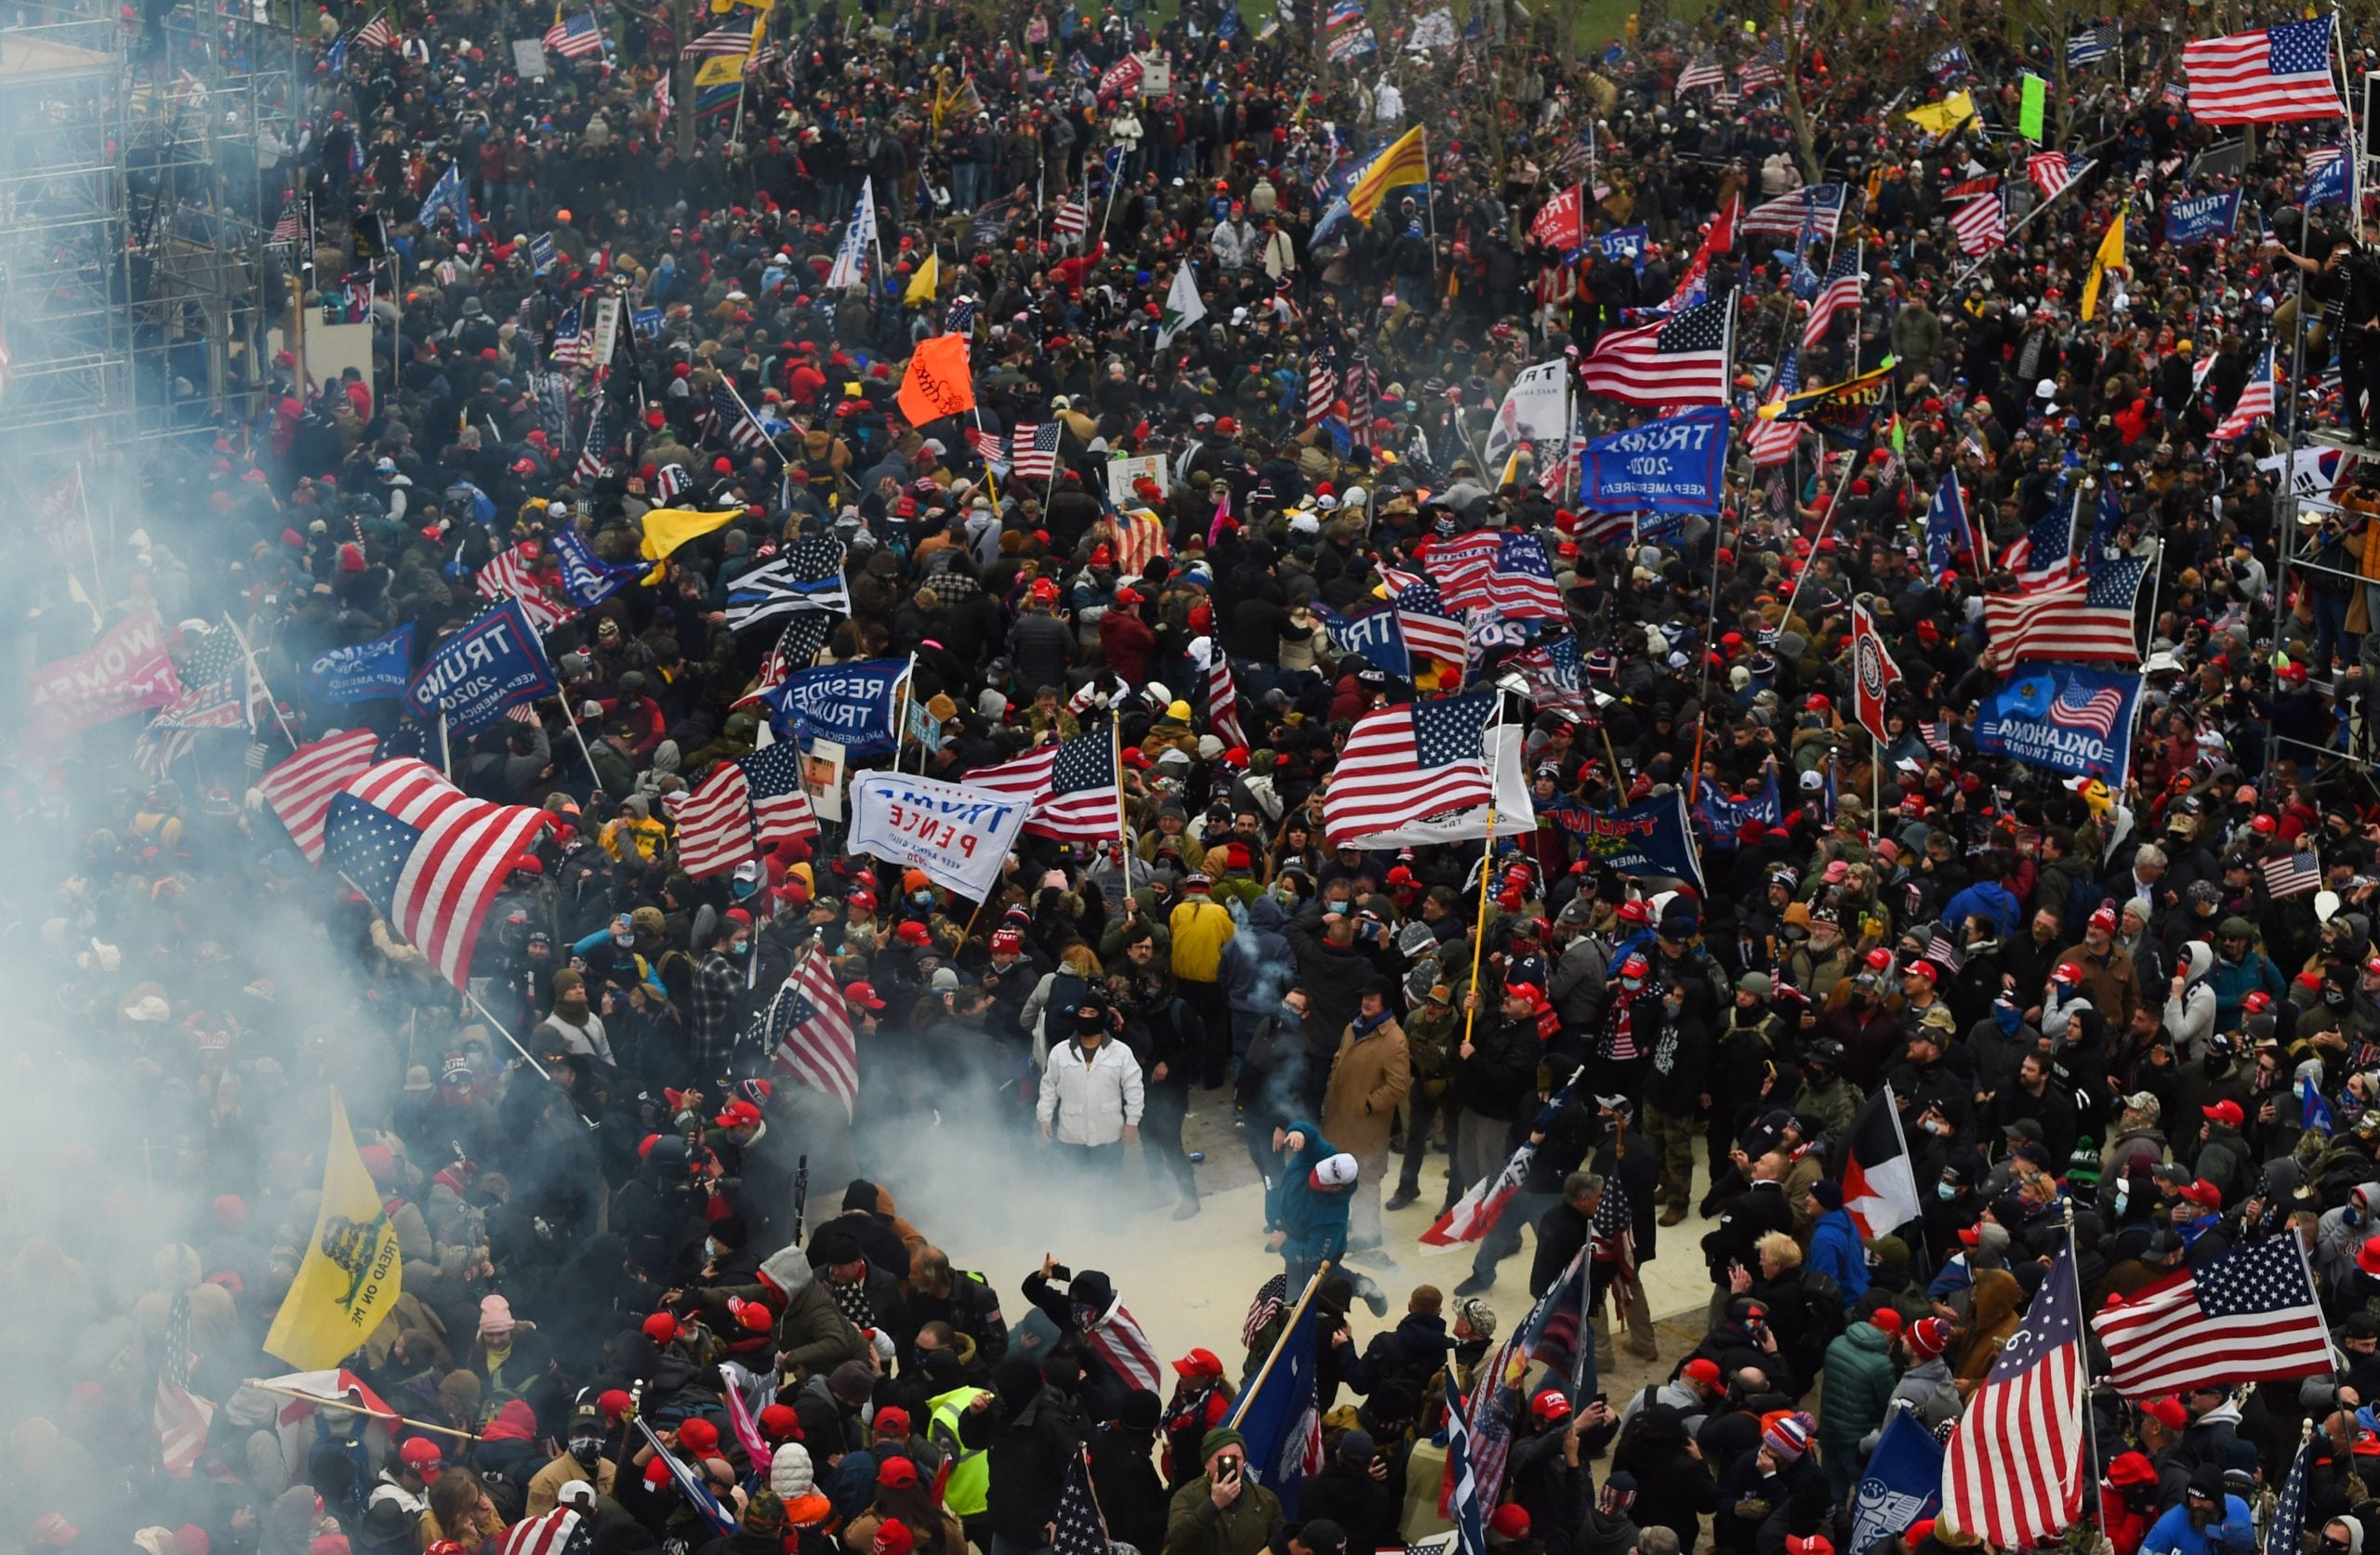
[2305,144,2348,205]
[964,729,1121,840]
[2263,851,2322,899]
[967,426,1007,471]
[1011,423,1063,481]
[1588,1166,1636,1279]
[1444,1374,1488,1555]
[1924,932,1966,973]
[1342,354,1380,447]
[2067,22,2116,65]
[1674,54,1725,93]
[2186,19,2344,123]
[2007,500,2077,583]
[154,1283,213,1478]
[141,627,259,776]
[1391,577,1473,662]
[1739,185,1844,238]
[324,759,553,990]
[735,619,804,709]
[1242,1273,1288,1348]
[575,396,616,484]
[2268,1436,2316,1555]
[1508,635,1588,718]
[1303,354,1339,427]
[675,742,822,879]
[1746,349,1804,466]
[1802,244,1864,349]
[1981,554,2146,665]
[551,301,592,370]
[654,463,692,503]
[1940,1240,2086,1547]
[1053,1451,1113,1555]
[543,9,605,59]
[725,534,852,633]
[755,948,859,1119]
[2091,1233,2334,1394]
[1321,692,1496,845]
[259,729,381,863]
[2026,152,2089,201]
[1052,198,1090,241]
[1950,184,2007,255]
[681,20,751,54]
[1115,509,1170,579]
[628,1418,738,1535]
[2048,681,2126,737]
[477,545,577,635]
[1425,532,1567,621]
[2215,349,2278,441]
[946,296,978,335]
[1577,293,1732,407]
[1209,655,1248,747]
[1738,40,1784,88]
[498,1509,593,1555]
[712,380,769,452]
[271,200,304,245]
[355,10,392,46]
[1919,720,1954,757]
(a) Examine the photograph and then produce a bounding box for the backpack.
[1794,1267,1847,1349]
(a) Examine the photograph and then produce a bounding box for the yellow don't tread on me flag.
[264,1091,402,1369]
[906,252,941,307]
[1902,92,1975,135]
[2082,209,2124,322]
[693,52,745,88]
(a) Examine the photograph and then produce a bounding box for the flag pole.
[1224,1262,1332,1429]
[329,868,560,1087]
[554,686,600,781]
[1459,716,1501,1062]
[1111,714,1130,867]
[221,612,301,749]
[894,652,919,774]
[238,1381,483,1441]
[437,711,452,778]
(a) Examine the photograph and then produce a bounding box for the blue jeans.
[2314,589,2357,669]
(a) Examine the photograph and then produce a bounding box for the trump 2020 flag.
[1841,1084,1923,1239]
[404,598,557,736]
[1226,1270,1325,1515]
[1580,406,1729,516]
[2164,189,2241,245]
[549,525,649,606]
[304,625,415,704]
[263,1091,402,1369]
[1851,1408,1946,1554]
[1550,792,1707,893]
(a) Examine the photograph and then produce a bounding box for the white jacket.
[1038,1038,1145,1145]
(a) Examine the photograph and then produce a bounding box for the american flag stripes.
[1052,198,1091,241]
[1919,720,1954,757]
[271,200,304,245]
[2215,349,2278,441]
[1425,532,1567,621]
[1950,184,2007,255]
[1011,423,1063,481]
[150,626,258,739]
[964,730,1122,840]
[681,21,751,54]
[2185,19,2344,123]
[1981,555,2147,665]
[2268,1436,2315,1555]
[550,302,593,371]
[756,948,859,1119]
[735,620,803,709]
[1802,244,1864,349]
[1738,40,1784,88]
[653,463,692,503]
[1390,578,1473,662]
[542,9,605,59]
[324,759,553,990]
[1587,1164,1637,1279]
[1342,354,1380,447]
[476,545,577,635]
[259,730,382,863]
[1115,509,1170,579]
[712,380,769,452]
[497,1508,593,1555]
[575,396,616,484]
[1674,55,1725,94]
[1208,656,1248,748]
[1083,1306,1165,1393]
[2047,681,2126,738]
[1321,692,1497,846]
[155,1283,213,1478]
[2008,499,2077,584]
[2026,152,2089,201]
[2092,1233,2334,1394]
[1739,185,1844,239]
[674,742,822,879]
[1939,1239,2087,1547]
[2263,851,2322,899]
[1241,1273,1288,1348]
[967,426,1007,471]
[1303,355,1339,427]
[1746,350,1804,467]
[1577,294,1732,407]
[354,11,392,46]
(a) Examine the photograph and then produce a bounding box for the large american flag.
[1739,184,1844,238]
[964,728,1122,839]
[542,9,605,59]
[1746,349,1804,467]
[1320,692,1496,845]
[1949,184,2007,256]
[2215,349,2278,441]
[1577,293,1731,407]
[1674,54,1725,93]
[1940,1239,2086,1547]
[755,947,859,1119]
[2026,152,2083,201]
[1052,198,1090,241]
[1802,244,1864,349]
[2186,19,2344,123]
[324,759,552,990]
[1391,577,1474,662]
[1425,531,1567,621]
[2092,1233,2334,1394]
[354,10,393,47]
[1011,423,1063,480]
[477,545,577,635]
[259,728,382,863]
[1981,555,2146,665]
[2006,500,2078,584]
[155,1283,213,1478]
[550,301,593,371]
[675,742,821,879]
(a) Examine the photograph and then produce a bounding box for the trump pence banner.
[848,771,1030,902]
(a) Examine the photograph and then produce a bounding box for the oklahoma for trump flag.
[1839,1084,1922,1238]
[264,1091,402,1368]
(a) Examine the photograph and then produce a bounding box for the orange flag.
[895,334,976,426]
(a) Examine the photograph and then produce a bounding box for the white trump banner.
[847,771,1029,902]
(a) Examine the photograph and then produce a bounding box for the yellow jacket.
[1168,896,1237,983]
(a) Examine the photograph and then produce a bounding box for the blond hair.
[1756,1231,1803,1271]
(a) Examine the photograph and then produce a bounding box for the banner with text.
[848,771,1031,901]
[1975,661,2142,783]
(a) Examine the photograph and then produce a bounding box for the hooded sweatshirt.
[2162,942,2218,1059]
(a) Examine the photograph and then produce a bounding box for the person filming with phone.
[1166,1427,1286,1555]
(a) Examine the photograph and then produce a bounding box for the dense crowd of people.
[27,0,2380,1553]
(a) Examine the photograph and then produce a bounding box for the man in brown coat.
[1322,980,1412,1254]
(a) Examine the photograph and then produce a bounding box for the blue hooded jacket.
[1273,1117,1352,1266]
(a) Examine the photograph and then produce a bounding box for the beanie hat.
[771,1442,816,1498]
[1908,1315,1955,1360]
[1762,1411,1815,1462]
[1201,1428,1249,1459]
[1809,1179,1844,1211]
[742,1492,787,1535]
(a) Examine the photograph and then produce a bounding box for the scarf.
[1353,1008,1392,1037]
[1600,988,1640,1061]
[827,1273,876,1330]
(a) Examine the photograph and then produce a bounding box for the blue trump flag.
[1551,791,1706,892]
[2165,189,2240,246]
[404,599,556,736]
[2307,149,2349,209]
[305,624,415,704]
[1580,407,1729,516]
[1691,760,1783,848]
[1595,225,1648,263]
[1227,1271,1323,1515]
[1321,605,1411,679]
[549,525,650,607]
[1975,662,2144,783]
[769,658,906,755]
[1847,1408,1945,1554]
[1924,475,1972,583]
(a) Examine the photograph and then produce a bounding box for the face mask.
[705,1238,723,1258]
[1993,1005,2021,1034]
[730,940,751,956]
[732,876,758,900]
[570,1437,603,1465]
[2114,1182,2130,1213]
[1937,1182,1957,1201]
[911,891,933,908]
[613,932,634,949]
